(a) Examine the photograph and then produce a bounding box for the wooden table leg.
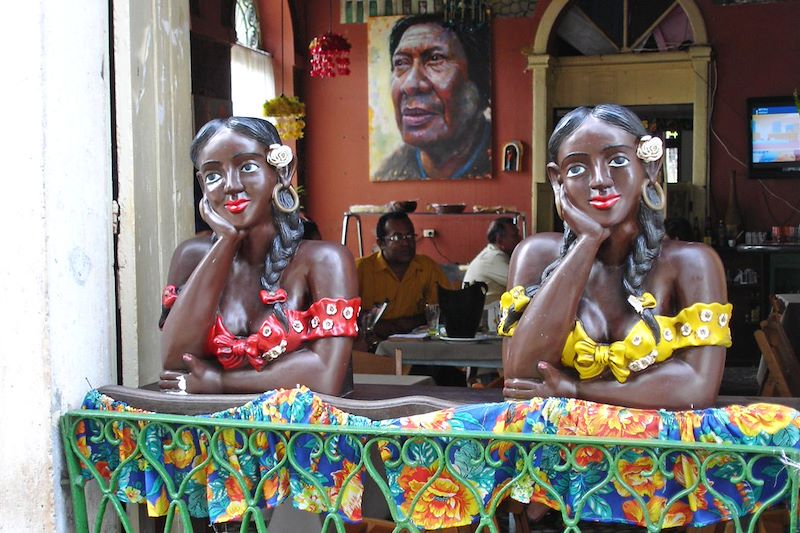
[395,348,403,376]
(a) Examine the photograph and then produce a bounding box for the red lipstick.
[225,199,250,214]
[589,194,621,210]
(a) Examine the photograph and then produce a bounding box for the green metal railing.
[61,409,800,533]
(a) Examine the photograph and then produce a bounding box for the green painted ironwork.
[60,409,800,532]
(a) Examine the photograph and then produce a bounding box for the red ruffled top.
[162,285,360,371]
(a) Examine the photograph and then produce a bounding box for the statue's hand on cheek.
[559,188,610,243]
[200,198,245,242]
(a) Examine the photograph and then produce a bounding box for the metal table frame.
[341,211,528,257]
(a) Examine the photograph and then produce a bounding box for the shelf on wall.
[340,210,527,257]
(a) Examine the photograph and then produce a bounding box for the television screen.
[748,96,800,179]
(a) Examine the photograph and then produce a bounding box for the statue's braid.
[261,205,304,329]
[526,224,577,297]
[622,201,665,341]
[500,225,576,327]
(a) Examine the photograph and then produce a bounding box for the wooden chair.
[351,350,429,386]
[753,302,800,397]
[610,304,800,533]
[351,349,402,376]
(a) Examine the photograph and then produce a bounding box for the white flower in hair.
[636,135,663,162]
[267,143,294,168]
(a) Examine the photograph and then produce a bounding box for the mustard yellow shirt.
[356,251,451,320]
[499,288,732,382]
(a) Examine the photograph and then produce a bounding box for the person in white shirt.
[463,217,522,308]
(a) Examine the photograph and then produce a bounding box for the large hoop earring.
[272,184,300,213]
[554,195,563,219]
[641,181,666,211]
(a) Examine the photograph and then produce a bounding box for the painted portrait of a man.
[369,15,492,181]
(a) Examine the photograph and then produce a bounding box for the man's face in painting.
[390,22,481,151]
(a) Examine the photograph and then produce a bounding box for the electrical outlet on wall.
[422,229,436,238]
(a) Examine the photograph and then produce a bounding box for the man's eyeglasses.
[384,233,417,242]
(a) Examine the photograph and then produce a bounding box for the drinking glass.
[425,304,440,336]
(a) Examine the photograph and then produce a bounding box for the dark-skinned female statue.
[498,103,735,526]
[500,104,730,411]
[158,116,359,396]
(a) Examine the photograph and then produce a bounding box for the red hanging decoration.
[309,32,351,78]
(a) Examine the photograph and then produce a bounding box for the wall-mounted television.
[747,96,800,179]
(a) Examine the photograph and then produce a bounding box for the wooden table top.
[97,383,800,420]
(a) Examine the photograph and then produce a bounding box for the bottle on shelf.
[749,294,761,324]
[725,170,743,247]
[717,219,726,248]
[703,215,713,246]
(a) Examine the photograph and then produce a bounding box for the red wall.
[696,0,800,230]
[299,1,535,263]
[288,0,798,262]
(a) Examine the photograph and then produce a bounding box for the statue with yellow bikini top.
[500,104,730,411]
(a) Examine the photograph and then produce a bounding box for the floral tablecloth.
[76,387,800,529]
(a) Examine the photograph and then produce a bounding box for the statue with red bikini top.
[159,117,359,396]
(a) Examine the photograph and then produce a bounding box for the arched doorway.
[528,0,711,232]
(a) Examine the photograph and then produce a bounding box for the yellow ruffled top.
[498,287,732,383]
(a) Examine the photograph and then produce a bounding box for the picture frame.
[368,15,493,181]
[502,141,523,172]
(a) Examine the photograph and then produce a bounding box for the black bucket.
[438,282,487,338]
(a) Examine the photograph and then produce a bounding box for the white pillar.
[0,2,115,530]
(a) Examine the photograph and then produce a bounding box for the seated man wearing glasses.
[356,212,450,348]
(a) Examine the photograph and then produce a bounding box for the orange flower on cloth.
[675,410,705,442]
[393,407,454,431]
[261,466,290,504]
[491,402,533,461]
[613,456,666,498]
[75,421,91,459]
[214,476,249,522]
[623,495,693,528]
[398,465,480,529]
[95,461,112,482]
[724,403,798,438]
[560,400,660,439]
[165,430,199,470]
[113,424,138,460]
[492,401,534,434]
[330,459,364,521]
[573,445,607,467]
